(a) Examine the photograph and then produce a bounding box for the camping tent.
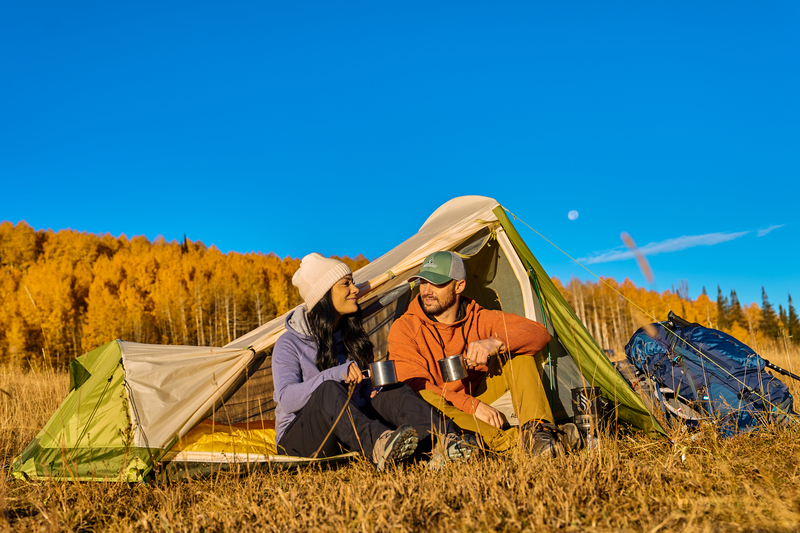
[13,195,660,482]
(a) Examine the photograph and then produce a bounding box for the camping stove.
[571,386,602,446]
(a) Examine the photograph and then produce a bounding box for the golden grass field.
[2,344,800,532]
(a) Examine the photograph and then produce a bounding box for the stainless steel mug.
[571,386,602,435]
[364,360,398,387]
[438,354,468,383]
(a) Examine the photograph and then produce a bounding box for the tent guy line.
[504,207,661,323]
[506,208,789,414]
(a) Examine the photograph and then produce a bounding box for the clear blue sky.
[2,1,798,309]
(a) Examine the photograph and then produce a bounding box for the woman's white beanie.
[292,253,352,310]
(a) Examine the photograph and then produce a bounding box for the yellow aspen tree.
[0,221,38,270]
[743,303,763,348]
[0,268,27,364]
[18,259,77,365]
[83,255,127,348]
[151,240,184,344]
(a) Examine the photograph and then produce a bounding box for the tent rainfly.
[13,196,661,482]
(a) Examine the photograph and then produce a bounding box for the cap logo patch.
[422,259,437,269]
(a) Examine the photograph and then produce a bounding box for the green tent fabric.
[14,342,152,481]
[494,207,662,436]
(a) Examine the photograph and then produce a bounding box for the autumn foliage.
[555,276,800,354]
[0,221,367,367]
[1,220,796,368]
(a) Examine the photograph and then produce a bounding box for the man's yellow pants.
[419,354,554,452]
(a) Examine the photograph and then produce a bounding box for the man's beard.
[421,288,457,317]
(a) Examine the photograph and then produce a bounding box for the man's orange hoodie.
[387,295,551,415]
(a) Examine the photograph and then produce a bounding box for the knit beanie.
[292,253,353,311]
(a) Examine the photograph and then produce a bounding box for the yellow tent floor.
[162,420,358,467]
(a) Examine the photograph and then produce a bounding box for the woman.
[273,253,470,470]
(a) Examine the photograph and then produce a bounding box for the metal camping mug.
[363,360,398,388]
[571,386,602,435]
[438,354,468,383]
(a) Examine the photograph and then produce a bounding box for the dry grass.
[2,347,800,532]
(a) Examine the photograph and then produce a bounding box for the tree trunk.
[166,302,176,344]
[213,285,220,347]
[196,283,206,346]
[255,292,263,326]
[591,294,600,343]
[225,289,231,345]
[179,291,189,345]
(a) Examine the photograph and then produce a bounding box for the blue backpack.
[624,312,795,437]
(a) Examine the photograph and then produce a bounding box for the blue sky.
[1,1,798,308]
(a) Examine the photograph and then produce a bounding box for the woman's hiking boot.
[373,425,418,471]
[523,422,581,458]
[426,433,477,469]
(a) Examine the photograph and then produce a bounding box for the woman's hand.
[343,362,364,384]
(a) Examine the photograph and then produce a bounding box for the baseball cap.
[410,251,466,285]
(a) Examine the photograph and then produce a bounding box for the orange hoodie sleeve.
[387,316,481,415]
[475,309,552,357]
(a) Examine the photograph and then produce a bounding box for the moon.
[568,210,579,221]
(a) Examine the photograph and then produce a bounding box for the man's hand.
[343,362,364,384]
[464,338,505,367]
[474,402,504,429]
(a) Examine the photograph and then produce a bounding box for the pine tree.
[779,304,788,332]
[759,287,780,340]
[717,286,730,330]
[701,286,708,296]
[729,290,745,329]
[788,294,800,344]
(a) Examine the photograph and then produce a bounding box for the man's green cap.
[410,251,466,285]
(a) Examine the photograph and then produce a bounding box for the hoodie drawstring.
[427,321,468,359]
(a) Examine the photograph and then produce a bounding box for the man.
[387,251,578,456]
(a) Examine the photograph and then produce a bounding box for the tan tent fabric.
[121,342,258,448]
[225,196,502,353]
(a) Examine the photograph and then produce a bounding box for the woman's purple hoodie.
[272,306,367,444]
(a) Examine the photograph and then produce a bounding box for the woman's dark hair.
[307,290,373,371]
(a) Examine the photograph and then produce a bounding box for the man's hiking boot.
[373,425,418,471]
[427,433,477,469]
[523,422,581,458]
[558,423,582,453]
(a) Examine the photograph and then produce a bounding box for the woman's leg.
[278,380,391,458]
[370,383,458,452]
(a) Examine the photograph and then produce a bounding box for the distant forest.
[0,221,797,367]
[0,221,367,366]
[555,278,799,353]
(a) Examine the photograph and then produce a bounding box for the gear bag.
[624,312,795,437]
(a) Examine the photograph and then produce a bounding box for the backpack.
[624,312,795,437]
